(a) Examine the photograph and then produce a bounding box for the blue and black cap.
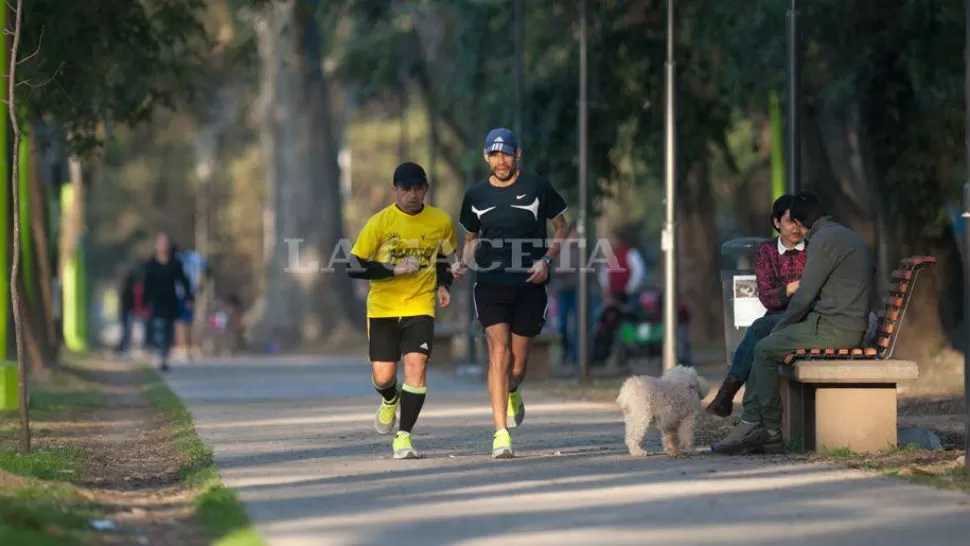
[483,127,518,156]
[393,161,429,188]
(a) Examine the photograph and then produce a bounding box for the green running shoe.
[374,395,399,435]
[492,428,514,459]
[507,389,525,428]
[393,431,419,459]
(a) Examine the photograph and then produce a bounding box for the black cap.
[393,162,429,188]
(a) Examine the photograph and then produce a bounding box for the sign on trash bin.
[732,274,767,327]
[720,237,771,366]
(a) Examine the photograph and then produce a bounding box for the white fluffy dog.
[616,365,711,457]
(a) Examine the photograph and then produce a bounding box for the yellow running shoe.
[393,431,419,459]
[507,389,525,428]
[374,396,398,435]
[492,428,514,459]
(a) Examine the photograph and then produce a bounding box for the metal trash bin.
[720,237,770,367]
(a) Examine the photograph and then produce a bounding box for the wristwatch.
[540,255,554,267]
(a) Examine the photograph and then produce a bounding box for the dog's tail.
[615,380,628,411]
[615,376,639,413]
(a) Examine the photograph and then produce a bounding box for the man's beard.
[491,162,518,182]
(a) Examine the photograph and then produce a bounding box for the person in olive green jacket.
[713,192,873,455]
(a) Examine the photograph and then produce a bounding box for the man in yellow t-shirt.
[347,162,458,460]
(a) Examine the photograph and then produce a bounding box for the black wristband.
[435,260,453,288]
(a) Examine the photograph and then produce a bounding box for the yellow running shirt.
[351,204,458,318]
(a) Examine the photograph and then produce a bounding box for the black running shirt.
[458,173,567,285]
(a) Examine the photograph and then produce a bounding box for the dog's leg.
[678,415,695,456]
[662,429,679,457]
[624,409,650,457]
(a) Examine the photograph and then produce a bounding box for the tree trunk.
[295,0,363,339]
[193,86,236,348]
[17,273,46,380]
[28,128,56,361]
[398,82,408,163]
[7,0,29,452]
[733,146,771,239]
[677,145,722,346]
[251,0,361,349]
[250,0,303,349]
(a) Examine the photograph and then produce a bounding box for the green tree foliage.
[17,0,211,152]
[337,1,740,202]
[692,0,966,347]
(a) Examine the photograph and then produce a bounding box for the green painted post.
[0,362,15,411]
[770,91,786,203]
[60,184,87,352]
[77,234,87,349]
[19,124,33,305]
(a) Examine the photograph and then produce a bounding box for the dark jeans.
[727,313,783,382]
[743,312,865,430]
[557,287,599,365]
[152,315,176,362]
[143,317,156,349]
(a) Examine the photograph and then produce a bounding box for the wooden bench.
[779,256,935,453]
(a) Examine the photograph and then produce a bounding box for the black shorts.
[367,315,435,362]
[474,282,548,337]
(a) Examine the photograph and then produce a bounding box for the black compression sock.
[374,378,399,403]
[398,384,427,433]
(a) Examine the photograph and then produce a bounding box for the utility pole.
[577,0,590,383]
[963,0,970,471]
[661,0,678,371]
[786,0,800,194]
[514,0,524,142]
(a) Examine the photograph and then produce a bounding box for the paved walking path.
[164,355,970,546]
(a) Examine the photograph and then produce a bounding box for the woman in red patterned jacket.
[706,194,808,417]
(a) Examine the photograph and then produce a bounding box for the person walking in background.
[143,233,194,372]
[598,225,645,308]
[114,263,140,357]
[551,226,599,367]
[174,246,209,362]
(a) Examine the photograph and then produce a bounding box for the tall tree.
[250,0,361,349]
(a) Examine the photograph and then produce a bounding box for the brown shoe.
[706,376,743,417]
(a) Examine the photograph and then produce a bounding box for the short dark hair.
[393,161,428,188]
[770,194,796,233]
[789,191,825,229]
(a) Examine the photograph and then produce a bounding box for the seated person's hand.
[786,280,800,296]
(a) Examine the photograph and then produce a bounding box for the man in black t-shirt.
[452,127,570,459]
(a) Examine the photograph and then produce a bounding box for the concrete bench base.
[779,359,918,453]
